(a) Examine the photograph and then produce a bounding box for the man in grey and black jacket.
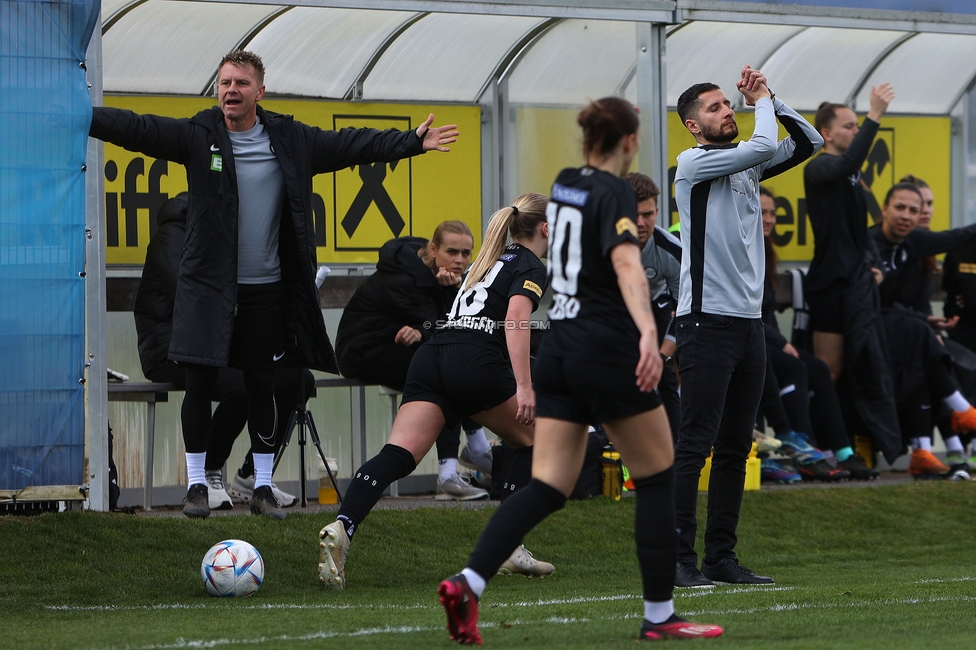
[90,50,458,519]
[671,65,822,588]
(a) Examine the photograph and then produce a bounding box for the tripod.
[273,373,342,508]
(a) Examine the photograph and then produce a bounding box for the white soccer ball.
[201,539,264,597]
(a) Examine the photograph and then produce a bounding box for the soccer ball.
[201,539,264,597]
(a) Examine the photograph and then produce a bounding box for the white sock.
[461,568,486,598]
[439,458,458,482]
[644,599,675,625]
[945,435,965,453]
[944,390,971,413]
[912,437,933,452]
[465,428,490,455]
[186,452,207,487]
[253,453,274,489]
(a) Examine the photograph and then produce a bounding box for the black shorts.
[229,282,285,370]
[534,353,662,424]
[401,343,516,426]
[806,280,847,334]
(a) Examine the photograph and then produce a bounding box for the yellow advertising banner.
[100,96,482,265]
[514,105,951,263]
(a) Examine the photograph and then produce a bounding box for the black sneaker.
[701,558,774,585]
[675,561,714,588]
[839,454,879,481]
[250,485,286,520]
[182,483,210,519]
[797,458,850,482]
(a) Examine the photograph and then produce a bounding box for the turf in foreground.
[2,481,975,649]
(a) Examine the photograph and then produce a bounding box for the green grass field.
[3,482,976,649]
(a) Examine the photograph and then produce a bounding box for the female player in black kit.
[318,193,551,589]
[438,97,723,645]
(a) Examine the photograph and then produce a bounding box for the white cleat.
[318,520,350,590]
[497,544,555,577]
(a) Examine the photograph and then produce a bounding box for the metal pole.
[85,16,109,512]
[636,22,670,226]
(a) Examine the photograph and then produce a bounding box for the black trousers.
[674,313,765,564]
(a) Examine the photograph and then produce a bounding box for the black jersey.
[539,166,642,363]
[431,243,548,354]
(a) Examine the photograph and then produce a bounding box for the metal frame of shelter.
[84,0,976,510]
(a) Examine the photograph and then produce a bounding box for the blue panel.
[0,0,99,489]
[731,0,976,16]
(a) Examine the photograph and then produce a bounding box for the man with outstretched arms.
[671,66,823,588]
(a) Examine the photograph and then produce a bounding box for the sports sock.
[835,446,854,462]
[464,427,490,455]
[186,452,207,487]
[438,458,458,482]
[945,435,965,453]
[461,568,486,599]
[466,478,566,583]
[644,599,676,625]
[822,449,835,460]
[336,444,417,536]
[943,390,971,413]
[633,466,677,602]
[912,437,933,452]
[253,453,274,489]
[500,445,533,501]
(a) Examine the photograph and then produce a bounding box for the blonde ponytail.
[464,206,514,291]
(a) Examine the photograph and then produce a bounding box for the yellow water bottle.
[602,450,622,500]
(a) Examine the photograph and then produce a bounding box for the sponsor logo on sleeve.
[500,253,517,261]
[523,280,543,298]
[615,217,638,238]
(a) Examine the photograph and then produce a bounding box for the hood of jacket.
[376,236,437,286]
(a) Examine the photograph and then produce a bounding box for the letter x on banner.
[333,115,412,251]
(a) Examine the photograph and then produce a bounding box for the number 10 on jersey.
[547,203,582,320]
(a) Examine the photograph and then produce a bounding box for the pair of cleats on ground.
[316,520,555,590]
[437,573,723,645]
[908,449,972,480]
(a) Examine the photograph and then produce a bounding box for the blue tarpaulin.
[0,0,99,489]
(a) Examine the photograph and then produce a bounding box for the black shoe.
[701,558,774,585]
[674,561,714,588]
[182,483,210,519]
[798,458,850,482]
[250,485,286,520]
[839,454,879,481]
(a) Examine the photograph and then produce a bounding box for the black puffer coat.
[91,104,425,372]
[335,237,458,390]
[133,193,188,378]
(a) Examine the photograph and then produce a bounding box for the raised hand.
[416,113,459,152]
[736,64,771,106]
[868,83,895,122]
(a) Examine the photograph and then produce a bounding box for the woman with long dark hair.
[438,97,722,644]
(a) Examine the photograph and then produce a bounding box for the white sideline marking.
[680,586,793,597]
[916,577,976,584]
[83,594,976,650]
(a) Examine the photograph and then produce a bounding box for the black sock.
[466,478,566,582]
[336,444,416,538]
[633,467,677,602]
[500,446,533,502]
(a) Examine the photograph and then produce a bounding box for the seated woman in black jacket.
[335,222,494,500]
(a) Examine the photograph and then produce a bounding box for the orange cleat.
[909,449,950,477]
[951,406,976,434]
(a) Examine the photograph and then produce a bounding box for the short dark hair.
[759,186,775,200]
[899,174,930,190]
[884,182,924,206]
[218,50,265,84]
[625,172,660,203]
[677,83,720,123]
[576,97,640,158]
[814,102,848,133]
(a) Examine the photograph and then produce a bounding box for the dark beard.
[700,121,738,144]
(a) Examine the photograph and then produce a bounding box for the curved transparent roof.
[762,27,909,112]
[508,20,636,105]
[665,22,805,108]
[98,4,976,116]
[103,0,282,95]
[854,33,976,115]
[250,7,416,99]
[363,13,545,103]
